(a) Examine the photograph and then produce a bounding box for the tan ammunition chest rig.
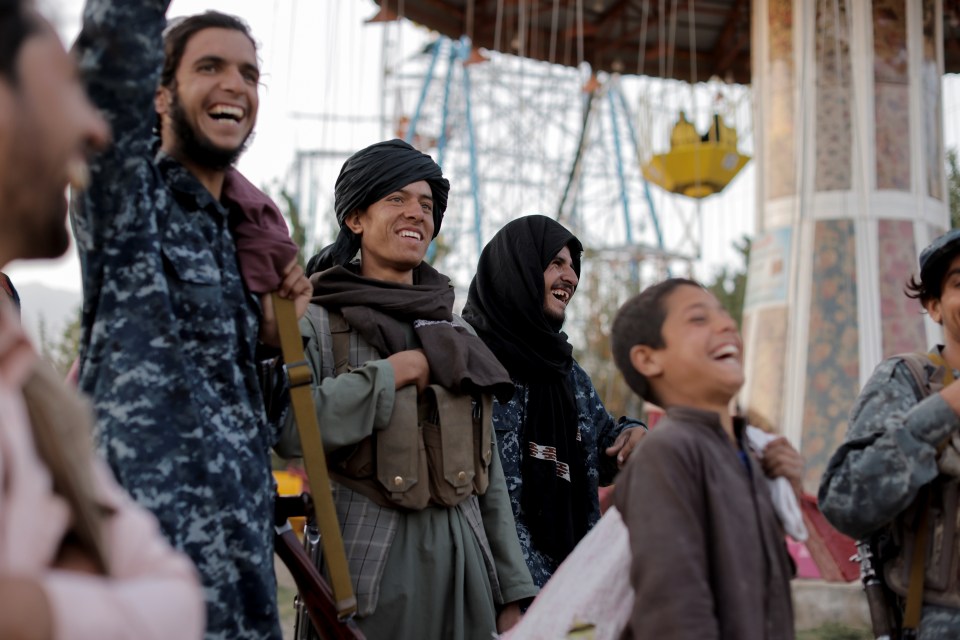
[324,310,494,510]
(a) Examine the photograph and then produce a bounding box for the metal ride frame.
[380,32,698,295]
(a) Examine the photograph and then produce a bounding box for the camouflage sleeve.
[570,362,645,485]
[818,357,960,539]
[478,436,539,604]
[73,0,169,239]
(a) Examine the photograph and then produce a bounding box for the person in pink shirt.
[0,0,205,637]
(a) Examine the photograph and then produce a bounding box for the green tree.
[39,305,82,377]
[947,148,960,229]
[706,235,751,328]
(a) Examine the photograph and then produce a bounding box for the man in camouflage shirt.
[72,2,308,638]
[462,215,646,587]
[820,228,960,639]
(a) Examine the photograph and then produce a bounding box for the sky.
[8,0,960,301]
[8,0,405,291]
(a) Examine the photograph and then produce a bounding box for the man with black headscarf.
[462,215,646,587]
[277,139,537,640]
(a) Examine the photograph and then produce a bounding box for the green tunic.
[276,304,537,640]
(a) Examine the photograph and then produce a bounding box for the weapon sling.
[897,353,954,637]
[273,294,357,619]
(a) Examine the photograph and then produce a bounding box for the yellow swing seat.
[642,141,750,199]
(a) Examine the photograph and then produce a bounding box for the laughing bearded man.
[462,215,647,587]
[72,3,309,638]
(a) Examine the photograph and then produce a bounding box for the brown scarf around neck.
[309,263,514,403]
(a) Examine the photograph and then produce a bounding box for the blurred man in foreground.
[0,0,204,636]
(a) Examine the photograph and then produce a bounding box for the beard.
[2,110,71,261]
[1,179,70,261]
[168,89,251,171]
[543,302,566,331]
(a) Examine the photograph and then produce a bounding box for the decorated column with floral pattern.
[743,0,947,491]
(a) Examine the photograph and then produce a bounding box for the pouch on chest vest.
[325,311,494,510]
[882,352,960,611]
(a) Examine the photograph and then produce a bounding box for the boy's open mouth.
[711,344,740,362]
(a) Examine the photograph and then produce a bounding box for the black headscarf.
[461,214,589,563]
[309,139,450,274]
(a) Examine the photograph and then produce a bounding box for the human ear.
[926,298,943,324]
[154,86,171,117]
[344,210,363,235]
[629,344,663,379]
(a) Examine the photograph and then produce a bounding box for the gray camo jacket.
[819,348,960,639]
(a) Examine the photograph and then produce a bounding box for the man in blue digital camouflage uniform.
[820,229,960,639]
[72,2,309,638]
[462,215,646,587]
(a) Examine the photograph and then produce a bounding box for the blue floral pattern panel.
[802,219,860,490]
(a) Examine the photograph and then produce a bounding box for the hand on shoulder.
[605,427,647,468]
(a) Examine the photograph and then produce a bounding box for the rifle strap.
[903,487,930,632]
[273,294,357,618]
[927,351,956,387]
[898,351,954,632]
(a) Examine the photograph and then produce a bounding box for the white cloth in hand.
[745,426,808,542]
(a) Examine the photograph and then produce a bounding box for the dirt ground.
[273,563,873,640]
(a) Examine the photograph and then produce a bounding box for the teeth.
[209,105,243,120]
[66,158,90,190]
[713,345,739,358]
[399,230,422,240]
[552,289,569,302]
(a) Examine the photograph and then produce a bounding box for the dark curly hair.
[906,251,960,305]
[905,273,935,305]
[160,11,256,90]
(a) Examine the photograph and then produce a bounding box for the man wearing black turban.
[277,140,537,639]
[309,138,450,273]
[462,215,647,588]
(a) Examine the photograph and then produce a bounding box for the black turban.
[309,139,450,274]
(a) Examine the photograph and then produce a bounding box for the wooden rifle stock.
[274,495,365,640]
